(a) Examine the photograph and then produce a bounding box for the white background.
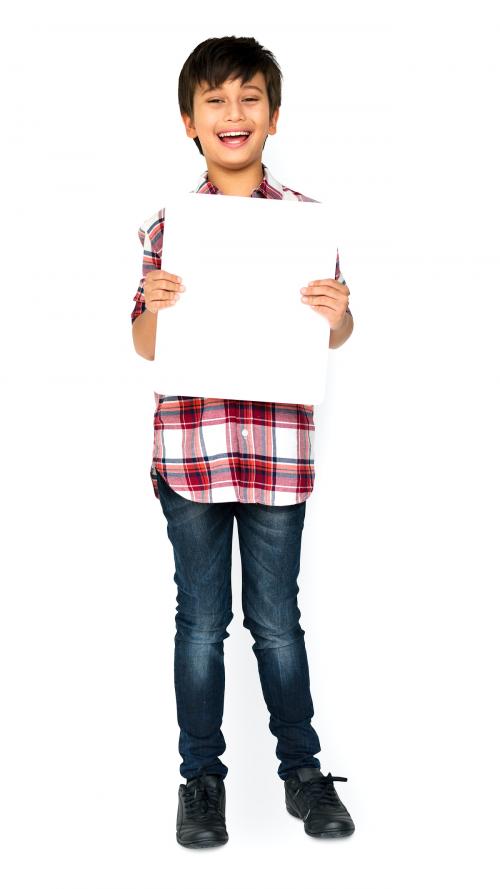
[1,1,499,887]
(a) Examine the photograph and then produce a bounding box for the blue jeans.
[156,472,322,781]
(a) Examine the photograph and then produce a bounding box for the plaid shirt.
[131,164,351,505]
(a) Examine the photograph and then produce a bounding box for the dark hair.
[178,36,282,156]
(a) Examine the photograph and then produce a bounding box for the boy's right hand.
[144,270,186,314]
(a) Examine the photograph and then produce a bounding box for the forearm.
[329,311,353,349]
[132,308,157,360]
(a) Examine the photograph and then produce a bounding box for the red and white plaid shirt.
[131,164,351,505]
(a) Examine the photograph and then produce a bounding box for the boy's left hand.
[300,278,350,330]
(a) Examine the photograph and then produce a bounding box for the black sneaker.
[176,773,229,848]
[285,767,355,838]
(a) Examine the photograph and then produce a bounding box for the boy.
[131,36,355,849]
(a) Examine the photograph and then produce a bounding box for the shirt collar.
[192,163,284,199]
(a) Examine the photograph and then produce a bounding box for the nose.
[225,99,246,121]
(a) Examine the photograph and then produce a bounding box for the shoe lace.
[295,773,347,811]
[184,776,221,819]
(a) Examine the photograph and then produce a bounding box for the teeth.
[218,131,250,137]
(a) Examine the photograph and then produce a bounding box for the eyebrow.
[201,84,264,95]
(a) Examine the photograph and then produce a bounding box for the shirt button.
[241,428,248,437]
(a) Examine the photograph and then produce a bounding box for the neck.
[204,160,265,196]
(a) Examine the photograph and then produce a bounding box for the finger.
[301,289,341,305]
[150,291,181,304]
[301,289,349,311]
[147,295,180,312]
[146,295,180,313]
[307,299,338,311]
[303,296,347,318]
[302,285,338,295]
[307,279,350,295]
[148,279,185,294]
[146,270,184,286]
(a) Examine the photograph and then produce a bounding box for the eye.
[207,97,258,103]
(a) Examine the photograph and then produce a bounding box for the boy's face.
[182,71,279,167]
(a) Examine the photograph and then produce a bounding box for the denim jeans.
[156,472,322,781]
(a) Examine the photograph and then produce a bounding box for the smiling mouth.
[217,132,252,147]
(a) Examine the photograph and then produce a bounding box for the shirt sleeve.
[131,220,162,324]
[335,248,352,316]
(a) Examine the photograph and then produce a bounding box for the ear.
[181,112,197,139]
[268,107,280,135]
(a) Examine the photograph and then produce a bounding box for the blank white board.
[150,192,338,405]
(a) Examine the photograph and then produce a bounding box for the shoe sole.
[286,802,355,838]
[176,834,228,849]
